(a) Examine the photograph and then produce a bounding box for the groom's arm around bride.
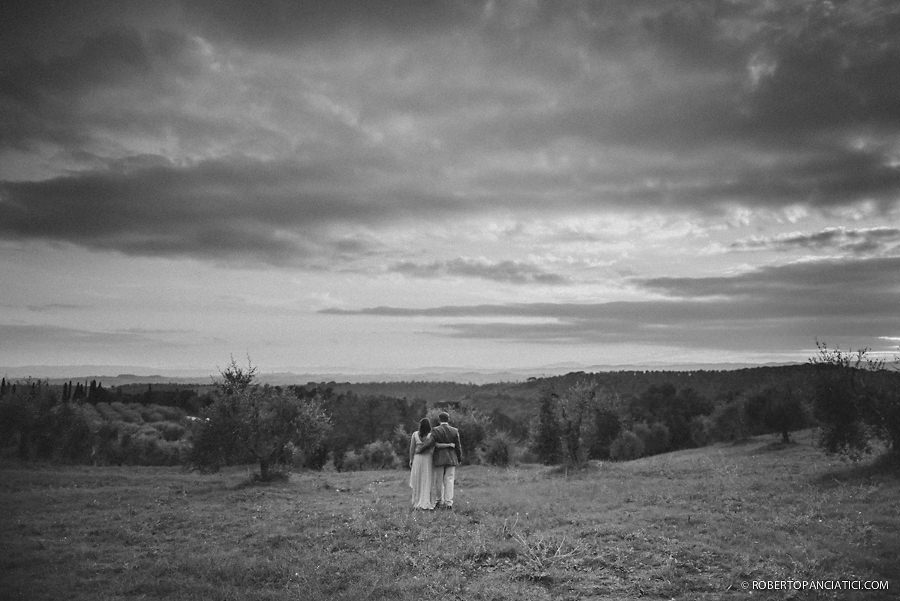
[431,412,462,508]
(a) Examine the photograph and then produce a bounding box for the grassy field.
[2,430,898,601]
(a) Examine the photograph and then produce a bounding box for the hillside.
[327,363,895,422]
[2,432,896,600]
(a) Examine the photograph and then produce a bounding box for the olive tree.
[809,340,899,459]
[745,386,810,444]
[190,358,331,480]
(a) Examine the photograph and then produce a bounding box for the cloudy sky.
[2,0,899,375]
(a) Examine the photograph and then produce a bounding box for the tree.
[586,395,622,460]
[190,358,331,480]
[556,380,596,467]
[709,398,752,442]
[630,384,706,449]
[609,430,645,461]
[290,388,332,469]
[529,381,600,467]
[636,421,671,456]
[808,340,899,459]
[745,386,809,444]
[218,355,257,395]
[238,385,330,480]
[689,415,712,447]
[530,389,562,465]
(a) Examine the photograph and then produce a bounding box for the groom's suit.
[430,421,461,507]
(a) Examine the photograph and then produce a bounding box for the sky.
[1,0,899,376]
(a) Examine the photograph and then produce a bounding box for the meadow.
[2,430,897,601]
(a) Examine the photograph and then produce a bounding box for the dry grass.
[2,430,898,600]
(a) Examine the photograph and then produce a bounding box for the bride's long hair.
[418,418,431,438]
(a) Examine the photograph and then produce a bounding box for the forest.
[2,352,900,475]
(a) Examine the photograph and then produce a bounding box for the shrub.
[517,448,539,464]
[52,404,94,463]
[689,415,712,447]
[710,399,751,442]
[93,422,123,465]
[111,402,143,423]
[94,402,118,422]
[632,423,651,451]
[121,433,184,466]
[609,430,645,461]
[636,422,670,455]
[484,430,516,467]
[140,407,166,423]
[149,404,186,422]
[341,451,363,471]
[391,424,410,462]
[342,440,399,471]
[153,421,186,441]
[79,404,104,430]
[290,440,329,470]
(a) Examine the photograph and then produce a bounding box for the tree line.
[2,345,898,479]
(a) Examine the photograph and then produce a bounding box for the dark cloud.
[635,256,900,302]
[692,147,900,211]
[0,156,463,265]
[321,298,893,351]
[0,26,210,151]
[0,323,164,348]
[731,227,900,255]
[0,302,83,313]
[180,0,478,49]
[322,256,900,350]
[741,0,900,136]
[466,143,900,213]
[390,258,568,285]
[2,0,900,266]
[26,303,83,313]
[640,1,743,68]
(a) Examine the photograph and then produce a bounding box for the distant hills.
[1,361,801,386]
[0,365,212,385]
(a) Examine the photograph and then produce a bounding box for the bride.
[408,418,455,510]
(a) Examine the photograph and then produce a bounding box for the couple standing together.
[408,412,462,510]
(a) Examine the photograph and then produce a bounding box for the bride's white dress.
[409,432,435,510]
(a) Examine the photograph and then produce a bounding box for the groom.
[430,412,462,509]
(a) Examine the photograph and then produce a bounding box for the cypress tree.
[533,391,562,465]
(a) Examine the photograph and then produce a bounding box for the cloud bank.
[2,0,899,268]
[323,256,900,350]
